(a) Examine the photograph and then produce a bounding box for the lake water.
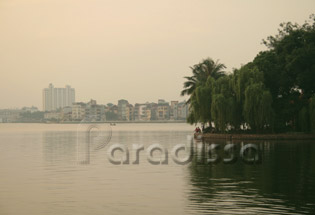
[0,123,314,215]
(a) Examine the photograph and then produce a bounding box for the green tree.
[243,83,274,132]
[253,14,315,132]
[310,96,315,134]
[211,75,238,132]
[183,15,315,134]
[182,58,226,125]
[298,106,309,132]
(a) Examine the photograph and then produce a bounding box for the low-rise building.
[134,103,147,121]
[71,100,106,122]
[118,99,129,121]
[110,105,118,114]
[157,99,170,120]
[0,109,21,123]
[170,101,178,120]
[85,100,106,121]
[61,106,72,121]
[71,102,86,121]
[126,104,134,121]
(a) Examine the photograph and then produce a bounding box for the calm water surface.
[0,123,314,215]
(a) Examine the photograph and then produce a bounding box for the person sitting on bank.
[195,127,201,133]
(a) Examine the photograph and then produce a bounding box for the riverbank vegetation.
[182,15,315,134]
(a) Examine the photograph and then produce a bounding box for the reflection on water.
[0,124,314,215]
[43,131,77,165]
[188,140,315,214]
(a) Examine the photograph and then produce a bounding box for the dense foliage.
[182,15,315,133]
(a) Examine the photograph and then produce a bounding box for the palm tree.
[181,58,226,102]
[201,58,226,80]
[181,58,226,126]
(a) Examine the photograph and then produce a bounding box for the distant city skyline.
[1,0,315,109]
[0,96,189,122]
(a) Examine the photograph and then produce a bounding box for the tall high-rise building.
[42,83,75,111]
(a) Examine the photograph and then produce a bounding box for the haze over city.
[1,1,315,215]
[1,0,315,109]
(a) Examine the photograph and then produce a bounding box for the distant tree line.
[19,111,45,122]
[182,15,315,134]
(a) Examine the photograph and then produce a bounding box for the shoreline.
[201,133,315,140]
[2,120,187,124]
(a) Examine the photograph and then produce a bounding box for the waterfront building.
[145,102,157,120]
[110,105,118,114]
[85,100,106,121]
[126,104,134,121]
[157,99,170,120]
[71,102,86,121]
[170,101,178,120]
[61,106,72,121]
[134,103,147,121]
[144,108,151,121]
[0,109,21,123]
[42,83,75,111]
[118,99,129,121]
[71,100,106,121]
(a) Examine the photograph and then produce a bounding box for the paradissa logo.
[77,119,112,164]
[106,136,194,165]
[106,138,260,165]
[76,120,260,165]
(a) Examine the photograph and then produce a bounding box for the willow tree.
[310,96,315,134]
[228,65,267,130]
[233,65,264,106]
[298,107,309,132]
[243,83,274,132]
[211,94,228,132]
[211,75,238,132]
[195,84,212,124]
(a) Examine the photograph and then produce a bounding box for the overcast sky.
[0,0,314,109]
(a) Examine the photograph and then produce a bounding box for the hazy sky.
[1,0,314,109]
